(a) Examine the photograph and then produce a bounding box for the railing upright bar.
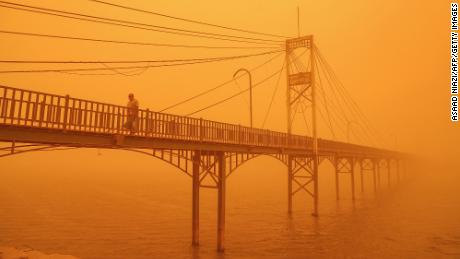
[38,94,45,128]
[63,95,69,130]
[55,96,61,128]
[0,88,6,123]
[32,93,39,126]
[25,92,31,126]
[17,90,24,126]
[9,89,16,125]
[77,100,82,131]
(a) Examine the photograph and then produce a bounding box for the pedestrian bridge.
[0,84,406,251]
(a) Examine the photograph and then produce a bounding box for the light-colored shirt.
[127,99,139,117]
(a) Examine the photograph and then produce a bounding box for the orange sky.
[0,0,456,163]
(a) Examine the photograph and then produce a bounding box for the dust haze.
[0,0,458,258]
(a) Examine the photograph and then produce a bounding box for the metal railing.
[0,85,403,157]
[0,85,314,150]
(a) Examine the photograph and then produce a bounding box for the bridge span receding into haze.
[0,84,407,251]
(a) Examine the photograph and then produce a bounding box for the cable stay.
[159,52,284,112]
[312,44,387,147]
[0,49,283,74]
[89,0,290,39]
[185,63,284,116]
[0,1,282,46]
[261,60,285,128]
[0,30,279,50]
[185,48,307,117]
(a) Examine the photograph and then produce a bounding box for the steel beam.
[335,157,340,200]
[350,158,355,200]
[192,151,200,246]
[217,152,226,252]
[360,160,365,193]
[387,159,391,188]
[372,160,377,194]
[287,155,293,213]
[312,155,319,216]
[0,125,404,158]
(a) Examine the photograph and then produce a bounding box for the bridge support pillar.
[287,155,293,214]
[313,155,319,216]
[350,158,355,200]
[217,152,226,252]
[360,160,365,193]
[372,159,377,194]
[335,157,354,201]
[360,158,379,196]
[397,159,401,183]
[287,156,317,215]
[192,151,200,246]
[334,157,340,200]
[387,159,391,188]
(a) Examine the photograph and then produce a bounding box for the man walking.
[124,93,139,134]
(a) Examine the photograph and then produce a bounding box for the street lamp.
[233,68,253,128]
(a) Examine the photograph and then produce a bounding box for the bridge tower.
[285,35,319,215]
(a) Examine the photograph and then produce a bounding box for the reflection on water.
[0,153,459,259]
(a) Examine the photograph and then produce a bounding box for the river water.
[0,151,459,259]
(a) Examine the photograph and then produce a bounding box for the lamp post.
[233,68,253,128]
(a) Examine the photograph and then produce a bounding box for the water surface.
[0,151,459,258]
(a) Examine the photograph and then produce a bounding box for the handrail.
[0,85,400,157]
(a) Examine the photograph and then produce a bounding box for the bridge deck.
[0,85,400,158]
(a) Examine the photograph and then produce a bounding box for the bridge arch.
[225,153,288,178]
[0,144,197,178]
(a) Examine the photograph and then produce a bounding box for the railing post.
[17,90,24,126]
[116,108,121,134]
[199,118,203,142]
[145,109,149,137]
[63,94,70,130]
[39,99,45,127]
[9,89,16,125]
[238,124,241,144]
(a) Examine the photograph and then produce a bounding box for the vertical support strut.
[287,155,293,213]
[285,35,317,216]
[396,159,401,183]
[387,159,391,188]
[217,152,226,252]
[350,158,355,200]
[360,160,364,193]
[335,156,340,200]
[192,151,200,246]
[311,36,319,217]
[312,155,319,216]
[377,160,381,188]
[372,159,377,194]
